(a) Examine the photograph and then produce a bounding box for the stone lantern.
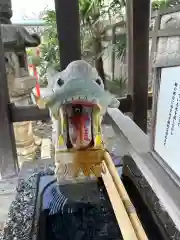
[2,24,41,165]
[0,0,12,24]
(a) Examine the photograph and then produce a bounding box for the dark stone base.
[122,155,180,240]
[37,179,122,240]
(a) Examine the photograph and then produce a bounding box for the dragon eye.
[57,78,64,86]
[95,79,101,85]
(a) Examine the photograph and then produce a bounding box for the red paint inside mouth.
[70,114,89,142]
[65,102,100,148]
[66,103,93,145]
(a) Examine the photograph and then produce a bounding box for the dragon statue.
[32,60,120,181]
[1,60,122,240]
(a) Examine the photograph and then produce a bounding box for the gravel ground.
[0,121,53,239]
[32,120,52,140]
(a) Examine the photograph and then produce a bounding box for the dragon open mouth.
[61,100,101,150]
[31,61,119,151]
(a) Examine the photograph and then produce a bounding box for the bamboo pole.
[101,163,138,240]
[103,151,148,240]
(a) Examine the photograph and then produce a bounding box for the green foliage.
[152,0,180,10]
[79,0,106,48]
[115,35,126,59]
[152,0,171,10]
[27,48,41,66]
[106,76,127,97]
[39,0,179,86]
[39,10,60,83]
[79,0,127,82]
[39,1,126,64]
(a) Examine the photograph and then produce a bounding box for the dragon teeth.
[73,96,79,100]
[67,97,72,102]
[61,95,94,103]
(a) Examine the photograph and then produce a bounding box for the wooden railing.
[9,94,152,123]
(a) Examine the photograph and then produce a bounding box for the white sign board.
[154,66,180,176]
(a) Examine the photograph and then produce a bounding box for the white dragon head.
[32,60,119,149]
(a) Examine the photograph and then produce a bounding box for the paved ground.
[0,121,124,233]
[0,121,52,231]
[0,178,18,230]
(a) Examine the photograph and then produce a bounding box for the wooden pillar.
[111,26,116,81]
[126,0,133,95]
[54,0,81,70]
[127,0,150,133]
[0,26,18,179]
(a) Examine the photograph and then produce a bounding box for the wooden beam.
[9,104,50,122]
[104,27,180,42]
[0,26,18,179]
[126,0,133,95]
[127,0,150,133]
[111,26,116,80]
[118,94,152,113]
[9,95,153,123]
[105,28,180,42]
[54,0,81,70]
[150,15,161,147]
